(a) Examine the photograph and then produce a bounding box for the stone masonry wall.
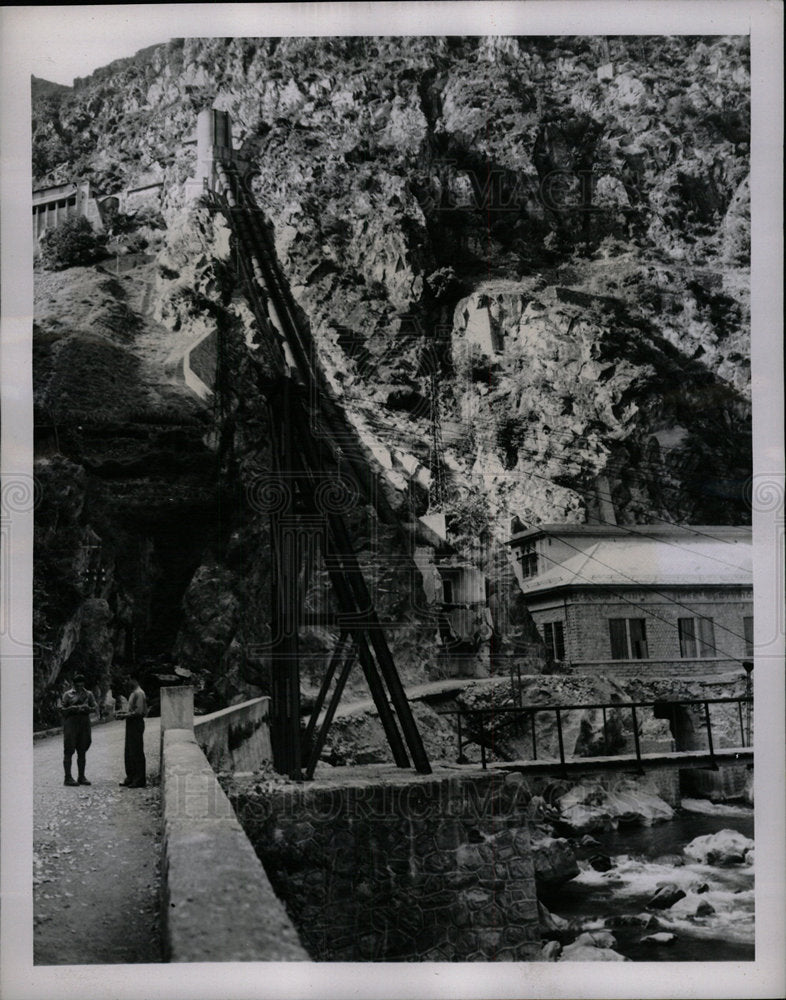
[230,768,541,962]
[530,588,752,674]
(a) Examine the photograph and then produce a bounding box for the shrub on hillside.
[38,217,108,270]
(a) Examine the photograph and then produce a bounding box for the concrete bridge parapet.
[194,696,272,772]
[159,689,307,962]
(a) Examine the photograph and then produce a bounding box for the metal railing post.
[479,711,487,770]
[737,699,745,748]
[457,712,464,763]
[704,701,717,769]
[531,710,538,761]
[555,708,566,771]
[602,707,609,755]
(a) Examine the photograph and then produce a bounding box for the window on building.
[743,616,754,658]
[678,616,716,658]
[517,542,538,578]
[609,618,649,659]
[441,579,454,604]
[542,621,565,660]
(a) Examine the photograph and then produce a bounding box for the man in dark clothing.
[61,674,97,786]
[118,676,147,788]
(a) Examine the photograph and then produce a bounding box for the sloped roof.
[518,532,752,593]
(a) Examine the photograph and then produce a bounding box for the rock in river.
[646,883,687,909]
[558,779,674,833]
[641,932,676,945]
[559,931,628,962]
[683,829,754,866]
[531,835,580,886]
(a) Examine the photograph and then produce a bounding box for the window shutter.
[678,618,696,658]
[629,618,648,659]
[554,621,565,660]
[609,619,628,659]
[696,617,715,657]
[743,616,754,658]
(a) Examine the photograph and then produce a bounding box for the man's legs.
[121,718,133,784]
[63,723,78,786]
[76,725,92,785]
[127,716,146,787]
[63,750,77,785]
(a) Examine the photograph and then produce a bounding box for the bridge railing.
[438,696,754,772]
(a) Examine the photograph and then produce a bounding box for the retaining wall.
[194,696,272,772]
[230,766,541,962]
[160,726,308,962]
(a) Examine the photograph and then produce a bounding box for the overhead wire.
[521,525,752,651]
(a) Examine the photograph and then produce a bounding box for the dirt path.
[34,718,163,965]
[332,676,491,719]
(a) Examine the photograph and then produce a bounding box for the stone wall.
[230,767,541,962]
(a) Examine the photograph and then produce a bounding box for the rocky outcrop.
[32,214,220,724]
[32,35,751,720]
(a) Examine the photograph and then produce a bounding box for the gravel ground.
[34,718,163,965]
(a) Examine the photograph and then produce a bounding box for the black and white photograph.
[1,3,783,998]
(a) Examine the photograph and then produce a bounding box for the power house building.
[508,523,753,678]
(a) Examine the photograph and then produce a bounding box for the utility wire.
[516,467,752,572]
[527,526,751,648]
[528,546,747,664]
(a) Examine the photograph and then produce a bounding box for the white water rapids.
[541,801,755,961]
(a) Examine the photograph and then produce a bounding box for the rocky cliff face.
[32,36,750,724]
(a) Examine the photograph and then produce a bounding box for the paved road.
[34,717,162,965]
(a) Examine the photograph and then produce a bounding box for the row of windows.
[32,196,77,215]
[540,614,754,661]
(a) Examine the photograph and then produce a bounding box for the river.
[540,800,755,962]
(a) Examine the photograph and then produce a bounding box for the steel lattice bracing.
[209,159,431,780]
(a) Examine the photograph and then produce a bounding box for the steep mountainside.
[32,36,750,724]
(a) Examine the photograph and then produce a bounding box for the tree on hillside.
[38,217,108,270]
